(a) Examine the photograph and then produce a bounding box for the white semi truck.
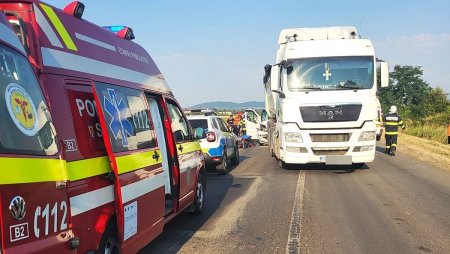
[263,26,389,168]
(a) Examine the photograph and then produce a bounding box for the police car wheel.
[217,152,228,175]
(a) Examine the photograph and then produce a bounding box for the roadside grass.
[404,120,448,144]
[393,133,450,172]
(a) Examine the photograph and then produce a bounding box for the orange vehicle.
[0,1,205,253]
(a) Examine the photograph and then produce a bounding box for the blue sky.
[45,0,450,107]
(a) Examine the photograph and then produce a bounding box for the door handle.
[178,145,184,153]
[152,151,160,160]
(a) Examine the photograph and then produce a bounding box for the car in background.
[186,110,239,174]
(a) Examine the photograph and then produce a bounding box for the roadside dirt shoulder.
[393,133,450,172]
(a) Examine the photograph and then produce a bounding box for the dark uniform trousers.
[383,113,405,155]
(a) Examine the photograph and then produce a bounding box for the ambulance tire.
[231,146,240,165]
[99,219,121,254]
[217,151,228,175]
[191,171,206,215]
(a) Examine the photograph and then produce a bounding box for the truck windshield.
[0,43,58,156]
[286,56,374,91]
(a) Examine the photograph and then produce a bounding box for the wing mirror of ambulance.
[377,59,389,88]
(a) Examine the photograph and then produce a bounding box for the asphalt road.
[141,145,450,254]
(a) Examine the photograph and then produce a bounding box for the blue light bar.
[103,26,126,33]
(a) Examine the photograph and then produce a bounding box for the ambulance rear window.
[0,44,58,156]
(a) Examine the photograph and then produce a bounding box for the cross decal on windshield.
[323,63,332,81]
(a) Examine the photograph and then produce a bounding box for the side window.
[166,101,191,142]
[246,111,256,123]
[94,82,156,153]
[211,118,219,129]
[217,118,229,133]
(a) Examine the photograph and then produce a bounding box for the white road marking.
[286,170,306,254]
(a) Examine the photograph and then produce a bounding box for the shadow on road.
[140,156,252,253]
[284,162,369,173]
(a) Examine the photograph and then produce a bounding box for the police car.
[187,110,239,174]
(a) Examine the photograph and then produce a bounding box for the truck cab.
[264,27,389,168]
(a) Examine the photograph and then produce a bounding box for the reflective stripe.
[41,47,171,93]
[385,122,399,126]
[34,3,63,49]
[121,173,164,203]
[391,144,397,147]
[385,146,391,148]
[0,157,67,184]
[179,141,201,155]
[70,185,114,216]
[67,156,111,181]
[40,3,78,51]
[75,32,116,51]
[116,150,162,175]
[385,131,398,135]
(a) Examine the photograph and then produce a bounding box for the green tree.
[424,87,449,116]
[379,65,431,120]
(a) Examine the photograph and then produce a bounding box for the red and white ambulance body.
[0,1,205,253]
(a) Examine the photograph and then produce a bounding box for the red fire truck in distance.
[0,1,206,253]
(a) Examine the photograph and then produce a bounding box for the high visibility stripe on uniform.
[391,144,397,147]
[385,146,391,148]
[116,150,162,175]
[385,122,399,126]
[178,141,201,155]
[40,3,78,51]
[67,156,111,181]
[385,131,398,135]
[0,157,67,184]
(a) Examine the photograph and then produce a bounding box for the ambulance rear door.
[0,15,74,253]
[92,82,165,247]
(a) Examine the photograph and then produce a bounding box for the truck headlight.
[359,131,376,141]
[284,132,303,143]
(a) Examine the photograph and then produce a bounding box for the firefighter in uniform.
[383,105,405,156]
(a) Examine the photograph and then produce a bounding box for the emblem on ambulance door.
[9,196,26,221]
[5,83,39,136]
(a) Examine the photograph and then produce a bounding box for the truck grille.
[310,133,350,142]
[312,148,348,155]
[300,104,362,122]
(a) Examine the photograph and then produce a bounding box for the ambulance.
[0,1,205,253]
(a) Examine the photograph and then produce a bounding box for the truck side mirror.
[379,62,389,88]
[270,65,280,92]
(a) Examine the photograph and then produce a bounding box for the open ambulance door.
[92,82,166,248]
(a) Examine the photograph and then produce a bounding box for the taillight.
[206,131,216,142]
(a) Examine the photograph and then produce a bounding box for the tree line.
[379,65,450,123]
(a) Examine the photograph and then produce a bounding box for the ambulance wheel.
[217,152,228,175]
[191,171,206,215]
[99,220,121,254]
[231,146,240,165]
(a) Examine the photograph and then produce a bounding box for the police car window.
[211,118,219,129]
[94,82,156,153]
[0,44,58,156]
[166,102,191,142]
[217,118,229,132]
